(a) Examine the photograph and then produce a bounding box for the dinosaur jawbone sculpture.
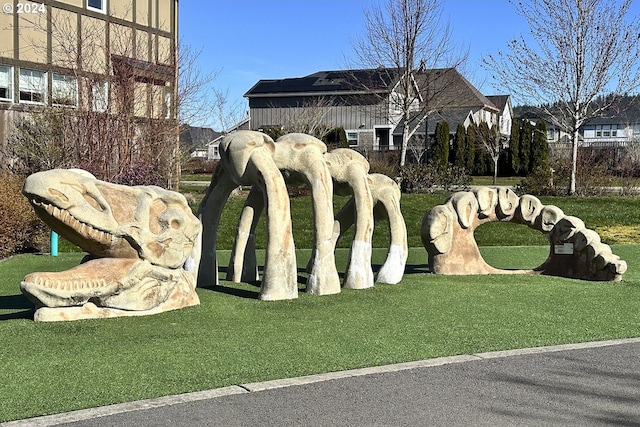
[21,169,201,321]
[421,187,627,282]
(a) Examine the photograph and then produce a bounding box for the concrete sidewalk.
[4,337,640,427]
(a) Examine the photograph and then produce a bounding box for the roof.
[418,68,499,112]
[245,68,402,97]
[486,95,510,113]
[514,96,640,127]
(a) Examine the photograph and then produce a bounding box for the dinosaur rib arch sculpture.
[421,187,627,282]
[216,131,408,298]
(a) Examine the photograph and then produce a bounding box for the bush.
[182,158,219,175]
[0,174,49,259]
[114,160,165,187]
[324,127,348,149]
[398,162,470,193]
[517,151,616,196]
[367,151,400,178]
[516,166,558,196]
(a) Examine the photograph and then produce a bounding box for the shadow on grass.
[0,294,35,321]
[199,284,260,299]
[402,263,430,275]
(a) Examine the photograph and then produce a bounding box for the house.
[204,116,251,161]
[514,101,639,163]
[486,95,513,137]
[180,126,220,159]
[0,0,179,178]
[244,67,509,154]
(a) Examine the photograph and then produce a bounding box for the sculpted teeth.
[32,277,108,290]
[33,200,113,245]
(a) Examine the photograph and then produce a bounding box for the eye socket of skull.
[148,200,188,234]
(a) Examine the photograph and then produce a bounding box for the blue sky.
[178,0,638,128]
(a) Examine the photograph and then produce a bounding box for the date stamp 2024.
[3,3,46,14]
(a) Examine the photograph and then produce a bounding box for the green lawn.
[470,176,523,186]
[4,190,640,421]
[1,244,639,422]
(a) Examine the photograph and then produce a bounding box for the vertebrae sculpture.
[421,187,627,281]
[21,169,202,321]
[198,130,408,300]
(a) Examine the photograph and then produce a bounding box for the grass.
[5,188,640,421]
[470,175,523,186]
[1,244,639,422]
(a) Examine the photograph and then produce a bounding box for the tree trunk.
[399,123,409,167]
[493,156,498,185]
[570,127,579,195]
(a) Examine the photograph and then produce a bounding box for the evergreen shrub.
[399,163,470,193]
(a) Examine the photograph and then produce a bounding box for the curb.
[3,337,640,426]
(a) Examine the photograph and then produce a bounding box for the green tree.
[432,121,450,169]
[452,123,467,168]
[509,120,521,175]
[519,119,533,175]
[465,123,476,172]
[531,120,550,172]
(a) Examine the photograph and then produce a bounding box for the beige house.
[0,0,178,180]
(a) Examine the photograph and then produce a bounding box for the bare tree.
[279,97,334,138]
[211,87,248,133]
[484,0,640,194]
[476,122,507,185]
[351,0,466,166]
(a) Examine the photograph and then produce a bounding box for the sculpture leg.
[374,191,408,284]
[227,186,263,282]
[343,168,374,290]
[303,161,341,296]
[197,166,237,288]
[250,154,298,300]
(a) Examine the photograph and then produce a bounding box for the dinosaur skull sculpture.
[21,169,201,321]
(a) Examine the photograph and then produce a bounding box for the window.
[87,0,106,13]
[52,74,77,107]
[164,90,172,119]
[547,128,555,140]
[91,81,108,112]
[595,124,618,138]
[19,68,45,104]
[346,131,359,146]
[0,65,12,101]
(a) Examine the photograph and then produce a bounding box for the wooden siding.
[250,103,390,131]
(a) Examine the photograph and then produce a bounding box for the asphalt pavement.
[4,338,640,427]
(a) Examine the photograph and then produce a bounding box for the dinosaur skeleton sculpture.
[331,173,408,285]
[198,131,299,300]
[225,132,341,295]
[198,131,408,300]
[422,187,627,281]
[21,169,201,321]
